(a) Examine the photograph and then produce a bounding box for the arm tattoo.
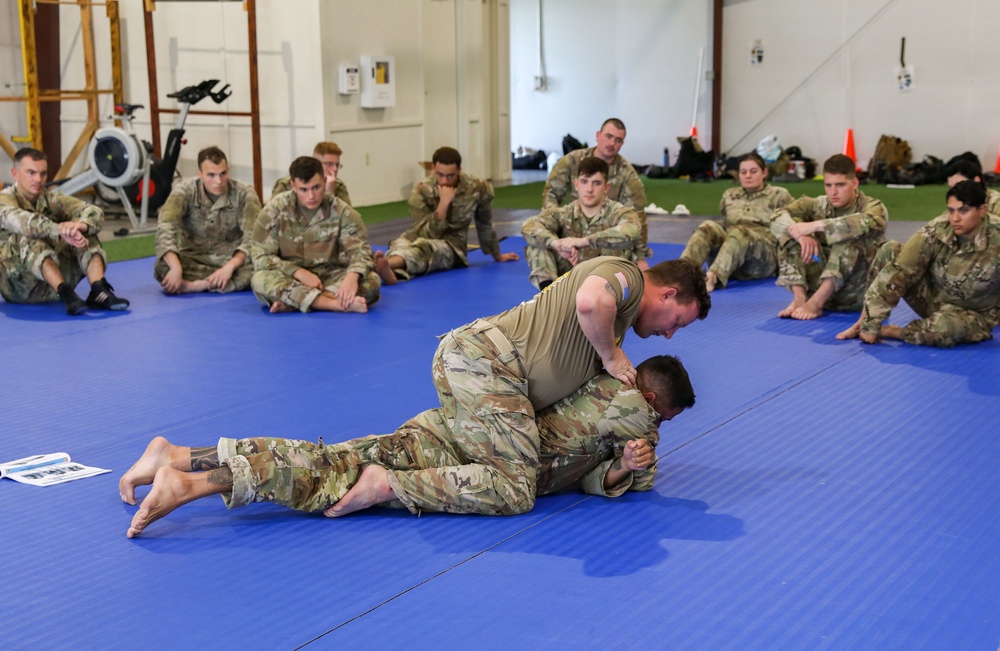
[206,467,234,486]
[611,457,623,471]
[604,281,618,299]
[190,446,220,471]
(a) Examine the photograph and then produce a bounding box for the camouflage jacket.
[250,192,373,277]
[770,190,887,246]
[402,171,499,263]
[542,147,647,223]
[536,373,660,497]
[271,176,351,206]
[155,177,261,265]
[521,199,643,260]
[0,184,102,243]
[720,184,794,235]
[989,189,1000,216]
[860,213,1000,336]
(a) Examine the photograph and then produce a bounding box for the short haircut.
[432,146,462,167]
[600,117,626,135]
[576,156,609,180]
[636,355,696,412]
[944,158,983,182]
[313,141,343,157]
[738,151,767,172]
[644,258,712,321]
[13,148,46,165]
[289,156,323,183]
[947,179,987,208]
[822,154,857,178]
[197,146,227,168]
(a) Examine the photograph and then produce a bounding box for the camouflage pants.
[680,220,778,287]
[0,234,102,303]
[776,234,882,312]
[523,245,573,289]
[866,241,995,347]
[217,410,465,512]
[153,255,253,293]
[250,266,381,311]
[419,319,539,515]
[524,245,638,289]
[386,236,459,281]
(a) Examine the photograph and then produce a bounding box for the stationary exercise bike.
[56,79,231,233]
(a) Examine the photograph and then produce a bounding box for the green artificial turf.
[103,234,155,263]
[642,178,946,222]
[102,178,946,263]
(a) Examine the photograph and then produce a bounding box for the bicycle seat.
[114,103,144,117]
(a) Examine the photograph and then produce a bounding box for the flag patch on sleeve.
[614,271,630,300]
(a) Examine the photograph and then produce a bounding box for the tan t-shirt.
[487,256,643,410]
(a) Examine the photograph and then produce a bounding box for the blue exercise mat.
[2,241,998,649]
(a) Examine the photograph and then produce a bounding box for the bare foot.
[791,302,824,320]
[127,467,198,538]
[178,279,211,294]
[836,319,862,340]
[374,250,398,286]
[323,465,393,517]
[120,436,176,505]
[705,271,717,293]
[269,300,295,313]
[346,296,368,314]
[778,298,806,318]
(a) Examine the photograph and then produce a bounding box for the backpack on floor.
[867,135,912,183]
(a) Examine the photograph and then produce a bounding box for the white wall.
[1,0,509,204]
[510,0,715,166]
[721,0,1000,168]
[512,0,1000,173]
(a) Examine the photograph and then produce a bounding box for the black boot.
[86,278,130,311]
[57,282,86,316]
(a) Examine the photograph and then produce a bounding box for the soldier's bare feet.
[323,465,393,517]
[178,279,211,294]
[790,302,824,320]
[269,300,294,313]
[705,271,717,293]
[373,250,398,286]
[347,296,368,314]
[127,467,196,538]
[836,318,862,340]
[778,298,806,318]
[120,436,176,505]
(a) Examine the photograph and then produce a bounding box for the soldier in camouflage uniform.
[943,158,1000,215]
[154,146,261,294]
[680,152,794,292]
[373,146,519,285]
[836,181,1000,347]
[250,156,379,313]
[769,154,887,319]
[270,141,352,206]
[121,356,695,536]
[543,118,650,262]
[409,256,709,517]
[522,156,642,289]
[0,148,128,314]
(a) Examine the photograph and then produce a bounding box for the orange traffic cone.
[690,125,698,138]
[843,129,857,163]
[994,143,1000,174]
